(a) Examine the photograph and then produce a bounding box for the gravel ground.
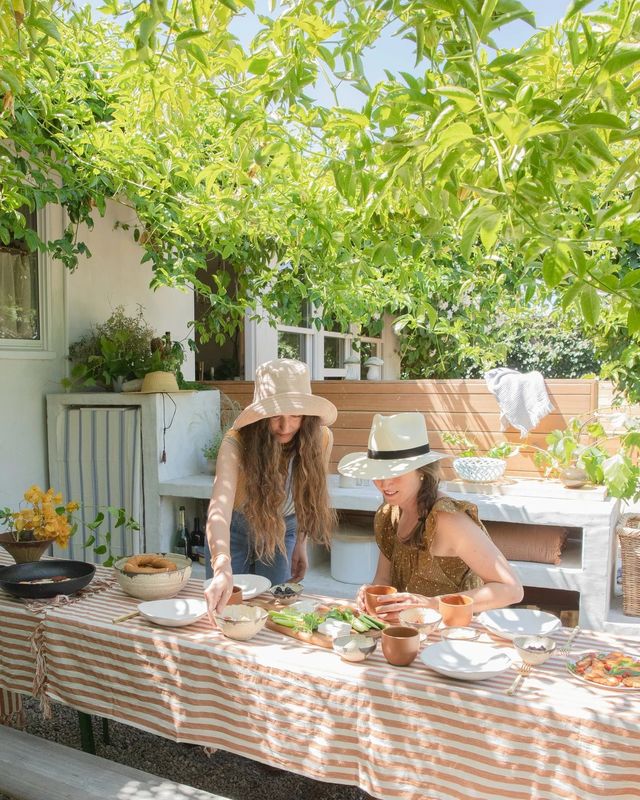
[2,697,372,800]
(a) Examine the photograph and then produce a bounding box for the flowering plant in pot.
[442,432,520,483]
[202,431,224,474]
[0,485,139,565]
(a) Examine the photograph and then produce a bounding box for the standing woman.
[205,359,337,618]
[338,413,523,617]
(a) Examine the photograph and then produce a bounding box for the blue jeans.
[205,511,297,584]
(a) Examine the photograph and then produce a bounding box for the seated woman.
[338,412,523,618]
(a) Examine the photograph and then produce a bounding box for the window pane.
[0,209,40,341]
[278,331,306,361]
[324,336,344,368]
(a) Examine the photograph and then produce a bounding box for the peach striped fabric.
[1,554,639,800]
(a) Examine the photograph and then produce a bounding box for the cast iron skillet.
[0,559,96,599]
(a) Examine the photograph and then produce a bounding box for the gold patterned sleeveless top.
[374,496,487,596]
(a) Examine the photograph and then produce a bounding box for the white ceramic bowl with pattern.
[113,553,192,600]
[215,604,268,641]
[453,457,506,483]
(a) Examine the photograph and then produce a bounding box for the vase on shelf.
[0,531,51,563]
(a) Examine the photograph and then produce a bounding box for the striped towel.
[484,367,554,437]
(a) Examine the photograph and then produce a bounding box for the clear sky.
[226,0,603,107]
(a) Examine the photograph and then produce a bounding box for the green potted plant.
[442,432,520,483]
[202,431,225,474]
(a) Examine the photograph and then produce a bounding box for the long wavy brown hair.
[237,416,336,562]
[403,461,442,548]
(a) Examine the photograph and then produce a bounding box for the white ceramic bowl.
[215,604,268,641]
[113,554,192,601]
[440,626,480,643]
[137,598,207,627]
[453,457,506,483]
[477,608,561,641]
[420,640,513,681]
[398,607,442,635]
[513,635,557,665]
[333,634,377,663]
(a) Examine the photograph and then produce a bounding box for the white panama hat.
[337,412,448,480]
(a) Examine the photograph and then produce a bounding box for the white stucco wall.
[0,200,195,513]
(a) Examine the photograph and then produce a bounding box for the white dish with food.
[204,574,271,600]
[137,598,208,627]
[420,640,514,681]
[477,608,561,640]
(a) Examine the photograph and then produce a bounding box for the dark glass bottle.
[191,517,204,563]
[174,506,190,559]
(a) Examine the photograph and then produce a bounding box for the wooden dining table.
[1,552,639,800]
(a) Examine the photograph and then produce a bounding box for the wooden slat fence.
[208,379,600,479]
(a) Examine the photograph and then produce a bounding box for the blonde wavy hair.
[238,416,336,562]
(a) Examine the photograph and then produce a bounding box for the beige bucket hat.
[338,412,448,480]
[136,371,195,393]
[233,359,337,430]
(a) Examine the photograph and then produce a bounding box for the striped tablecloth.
[1,555,639,800]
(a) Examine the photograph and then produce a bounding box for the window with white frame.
[0,208,46,350]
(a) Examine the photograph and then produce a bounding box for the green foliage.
[1,1,640,398]
[64,306,185,389]
[202,430,224,462]
[441,431,519,460]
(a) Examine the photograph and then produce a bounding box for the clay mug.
[364,584,397,616]
[438,594,474,627]
[227,586,244,606]
[381,626,421,667]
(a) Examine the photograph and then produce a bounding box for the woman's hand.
[290,537,308,582]
[355,584,370,613]
[374,592,438,618]
[204,559,234,623]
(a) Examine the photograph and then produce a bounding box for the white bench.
[0,725,229,800]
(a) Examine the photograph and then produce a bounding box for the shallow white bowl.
[513,635,557,665]
[399,607,442,635]
[215,604,268,641]
[204,574,271,600]
[420,640,513,681]
[113,554,192,601]
[477,608,561,641]
[138,598,208,627]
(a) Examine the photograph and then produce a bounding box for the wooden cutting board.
[265,619,334,649]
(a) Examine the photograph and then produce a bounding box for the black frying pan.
[0,559,96,599]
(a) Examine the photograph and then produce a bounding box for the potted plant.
[442,432,520,483]
[0,485,139,565]
[202,431,225,474]
[527,412,640,499]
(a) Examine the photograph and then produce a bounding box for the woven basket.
[617,513,640,616]
[453,457,506,483]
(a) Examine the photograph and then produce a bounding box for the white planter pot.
[453,457,506,483]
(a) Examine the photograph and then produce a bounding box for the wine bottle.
[174,506,189,558]
[191,517,205,564]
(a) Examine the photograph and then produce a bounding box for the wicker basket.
[617,513,640,616]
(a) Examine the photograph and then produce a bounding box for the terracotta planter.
[364,584,397,615]
[381,626,420,666]
[438,594,474,627]
[0,531,51,564]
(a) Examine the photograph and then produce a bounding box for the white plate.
[420,640,514,681]
[137,598,208,627]
[477,608,561,641]
[203,574,272,600]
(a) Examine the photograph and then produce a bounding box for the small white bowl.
[513,635,557,665]
[215,604,268,641]
[268,582,304,605]
[138,598,207,627]
[399,607,442,636]
[441,626,480,644]
[333,634,377,663]
[113,554,192,600]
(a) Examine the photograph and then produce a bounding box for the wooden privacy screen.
[208,379,599,479]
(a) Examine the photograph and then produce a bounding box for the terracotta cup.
[227,585,244,605]
[438,594,474,627]
[381,626,421,667]
[364,584,397,616]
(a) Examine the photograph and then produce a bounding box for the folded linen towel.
[484,367,554,438]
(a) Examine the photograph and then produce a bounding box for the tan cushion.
[484,521,568,565]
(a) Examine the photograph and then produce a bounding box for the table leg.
[102,716,110,745]
[77,711,96,754]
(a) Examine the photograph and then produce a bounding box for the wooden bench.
[0,725,229,800]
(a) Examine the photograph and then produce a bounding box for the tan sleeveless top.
[374,496,486,596]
